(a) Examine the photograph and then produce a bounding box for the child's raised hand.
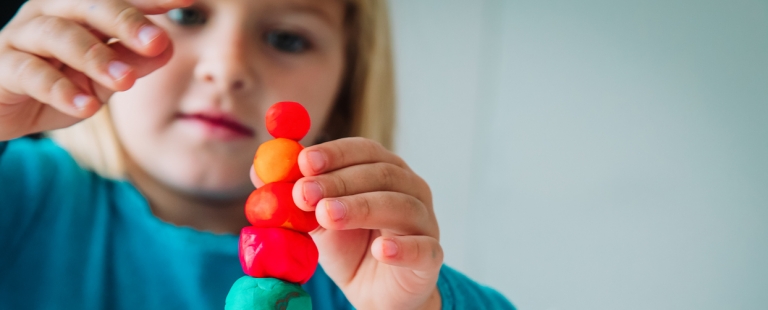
[0,0,187,140]
[294,137,443,309]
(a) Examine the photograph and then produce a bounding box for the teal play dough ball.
[225,276,312,310]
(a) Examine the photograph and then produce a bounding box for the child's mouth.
[178,112,256,139]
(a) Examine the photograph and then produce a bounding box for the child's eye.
[167,8,207,26]
[265,31,311,53]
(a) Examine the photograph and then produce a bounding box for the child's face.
[109,0,346,199]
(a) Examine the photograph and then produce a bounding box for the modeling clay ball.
[266,101,311,141]
[239,227,319,284]
[254,138,304,184]
[284,204,319,233]
[245,183,318,232]
[225,276,312,310]
[244,184,291,227]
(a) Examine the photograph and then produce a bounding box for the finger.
[293,162,431,210]
[0,50,99,117]
[41,0,176,57]
[315,192,434,236]
[74,41,174,103]
[8,16,137,91]
[309,229,375,287]
[371,235,444,275]
[249,165,265,188]
[298,137,408,176]
[109,38,173,77]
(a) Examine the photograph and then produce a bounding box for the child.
[0,0,514,308]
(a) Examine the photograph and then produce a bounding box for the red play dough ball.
[284,201,319,233]
[239,226,319,284]
[254,138,304,184]
[245,183,318,232]
[244,184,290,227]
[266,101,311,141]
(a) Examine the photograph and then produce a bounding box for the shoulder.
[438,264,516,310]
[1,137,100,203]
[0,137,120,250]
[1,136,82,179]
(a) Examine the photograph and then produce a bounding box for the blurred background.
[2,0,767,309]
[389,1,767,309]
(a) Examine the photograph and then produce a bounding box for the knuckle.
[434,244,445,262]
[355,195,373,222]
[20,65,55,102]
[417,176,433,201]
[38,16,67,38]
[411,239,424,261]
[348,137,367,144]
[114,6,145,36]
[375,163,397,188]
[328,173,348,196]
[82,41,114,69]
[35,72,65,99]
[14,55,38,79]
[362,138,382,158]
[404,195,425,217]
[49,75,72,95]
[16,59,51,94]
[326,141,345,167]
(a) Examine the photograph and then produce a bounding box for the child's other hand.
[0,0,187,140]
[295,137,443,310]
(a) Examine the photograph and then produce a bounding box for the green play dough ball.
[225,276,312,310]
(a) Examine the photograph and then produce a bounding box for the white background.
[389,1,768,309]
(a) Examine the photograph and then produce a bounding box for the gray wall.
[389,1,768,309]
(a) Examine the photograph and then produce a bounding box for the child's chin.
[165,172,253,201]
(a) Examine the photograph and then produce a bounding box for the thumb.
[85,40,174,103]
[250,165,266,188]
[113,39,174,79]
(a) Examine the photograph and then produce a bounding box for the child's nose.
[194,33,256,93]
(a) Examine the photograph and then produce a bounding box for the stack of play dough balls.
[225,102,318,310]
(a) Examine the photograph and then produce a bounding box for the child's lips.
[177,112,255,139]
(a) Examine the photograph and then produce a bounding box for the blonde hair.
[49,0,396,179]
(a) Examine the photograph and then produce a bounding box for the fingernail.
[108,61,131,81]
[73,94,91,110]
[302,181,323,205]
[138,25,162,46]
[383,239,399,257]
[326,200,346,222]
[307,151,326,172]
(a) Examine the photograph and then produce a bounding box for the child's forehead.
[195,0,346,26]
[194,0,345,15]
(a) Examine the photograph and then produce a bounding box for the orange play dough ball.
[254,138,304,184]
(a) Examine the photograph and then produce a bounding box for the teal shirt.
[0,138,514,309]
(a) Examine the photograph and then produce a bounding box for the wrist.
[417,287,442,310]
